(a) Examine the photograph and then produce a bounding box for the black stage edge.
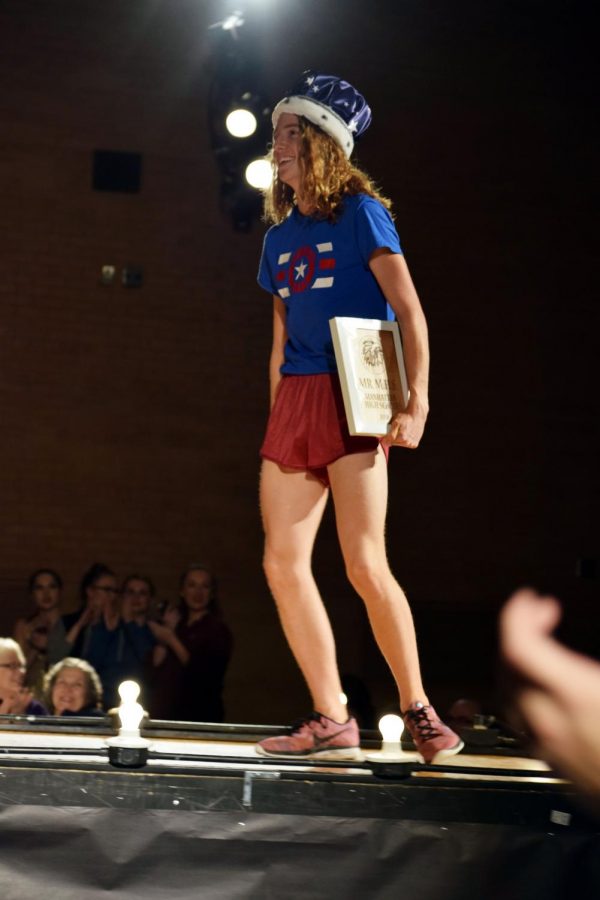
[0,719,599,899]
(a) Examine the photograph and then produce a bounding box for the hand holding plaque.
[329,317,409,437]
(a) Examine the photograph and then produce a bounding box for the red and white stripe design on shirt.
[275,242,336,298]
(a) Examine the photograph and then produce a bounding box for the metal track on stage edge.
[0,713,567,790]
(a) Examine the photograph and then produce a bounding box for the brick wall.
[0,0,596,722]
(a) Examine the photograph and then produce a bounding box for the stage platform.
[0,716,598,899]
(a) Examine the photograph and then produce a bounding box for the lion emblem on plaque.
[360,337,385,371]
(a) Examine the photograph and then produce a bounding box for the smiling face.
[0,648,25,697]
[180,568,212,618]
[273,113,303,194]
[51,666,90,714]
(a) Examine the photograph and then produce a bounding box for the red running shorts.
[260,373,389,487]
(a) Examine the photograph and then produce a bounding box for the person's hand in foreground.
[500,588,600,798]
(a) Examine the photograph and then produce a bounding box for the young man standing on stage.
[255,72,462,764]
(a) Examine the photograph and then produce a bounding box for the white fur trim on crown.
[272,96,354,158]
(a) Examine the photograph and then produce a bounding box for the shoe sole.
[255,745,364,762]
[426,739,465,765]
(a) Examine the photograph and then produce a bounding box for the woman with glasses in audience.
[52,563,119,663]
[60,563,122,707]
[62,565,189,710]
[0,637,48,715]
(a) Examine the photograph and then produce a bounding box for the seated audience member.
[150,565,233,722]
[43,657,104,716]
[500,588,600,801]
[0,638,49,715]
[14,568,64,696]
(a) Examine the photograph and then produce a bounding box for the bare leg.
[328,447,427,710]
[260,459,347,722]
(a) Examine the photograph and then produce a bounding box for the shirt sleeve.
[257,228,277,294]
[354,196,402,266]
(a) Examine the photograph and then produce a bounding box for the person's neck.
[296,196,314,216]
[40,608,60,625]
[103,608,120,630]
[186,609,208,626]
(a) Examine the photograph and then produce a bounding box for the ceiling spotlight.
[245,158,272,189]
[222,11,244,32]
[226,108,258,138]
[208,11,245,34]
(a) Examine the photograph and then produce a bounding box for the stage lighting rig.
[207,9,245,38]
[226,104,257,138]
[245,157,271,189]
[207,9,271,230]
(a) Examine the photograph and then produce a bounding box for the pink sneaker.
[402,701,464,764]
[256,713,363,761]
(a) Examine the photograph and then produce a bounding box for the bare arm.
[369,249,429,448]
[269,295,287,409]
[65,607,93,646]
[147,620,190,666]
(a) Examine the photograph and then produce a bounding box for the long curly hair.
[263,117,392,225]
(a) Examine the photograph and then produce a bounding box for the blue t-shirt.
[258,193,402,375]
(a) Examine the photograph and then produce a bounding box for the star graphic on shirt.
[294,261,308,280]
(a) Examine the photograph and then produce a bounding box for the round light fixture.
[245,158,272,189]
[226,108,257,138]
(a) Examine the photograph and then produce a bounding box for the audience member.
[13,568,64,696]
[54,565,190,709]
[500,587,600,801]
[150,565,233,722]
[63,563,123,706]
[43,657,104,716]
[0,637,49,715]
[49,562,116,663]
[120,574,189,702]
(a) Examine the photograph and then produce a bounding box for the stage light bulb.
[226,109,257,138]
[339,692,348,706]
[378,714,403,749]
[118,680,140,704]
[117,680,144,734]
[245,158,272,189]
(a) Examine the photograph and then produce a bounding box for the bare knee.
[263,547,307,595]
[345,557,389,600]
[263,548,283,589]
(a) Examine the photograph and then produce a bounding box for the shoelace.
[405,705,440,740]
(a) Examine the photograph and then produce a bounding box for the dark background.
[0,0,597,723]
